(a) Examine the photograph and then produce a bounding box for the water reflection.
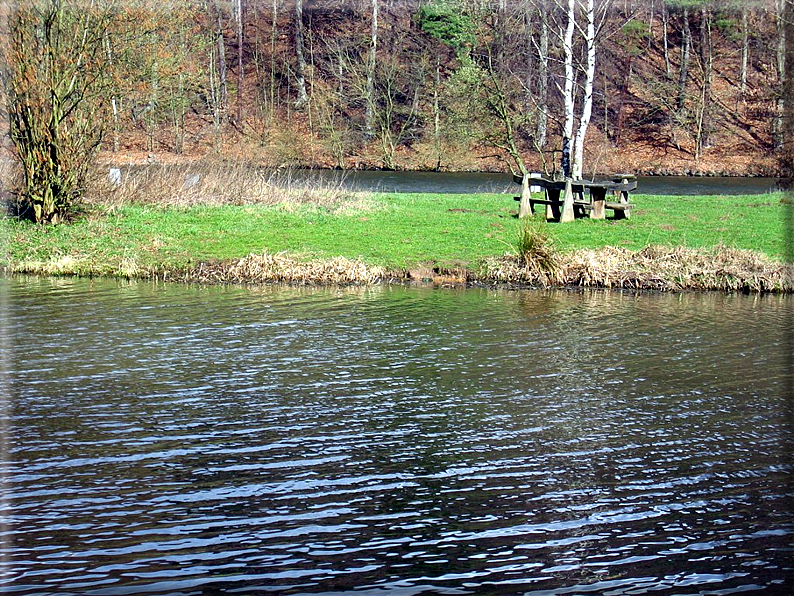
[4,276,793,594]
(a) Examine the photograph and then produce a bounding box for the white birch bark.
[572,0,596,179]
[562,0,576,146]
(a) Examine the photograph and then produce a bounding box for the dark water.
[3,276,793,595]
[119,165,784,196]
[300,170,783,196]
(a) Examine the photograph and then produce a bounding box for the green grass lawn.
[2,191,789,275]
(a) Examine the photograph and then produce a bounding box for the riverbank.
[3,187,792,293]
[5,245,791,294]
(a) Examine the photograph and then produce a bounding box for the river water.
[120,165,784,196]
[297,171,784,196]
[3,276,793,595]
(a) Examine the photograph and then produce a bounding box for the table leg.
[590,187,606,220]
[547,188,561,221]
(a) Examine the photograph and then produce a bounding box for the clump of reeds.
[186,252,387,286]
[516,222,560,278]
[84,161,373,213]
[484,222,561,286]
[478,244,793,293]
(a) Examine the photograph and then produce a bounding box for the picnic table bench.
[513,173,637,221]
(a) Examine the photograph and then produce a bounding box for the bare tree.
[677,4,691,112]
[694,5,713,159]
[237,0,244,122]
[4,0,112,223]
[740,5,748,98]
[365,0,379,137]
[535,9,550,151]
[782,0,794,176]
[294,0,309,108]
[774,0,786,150]
[212,0,228,121]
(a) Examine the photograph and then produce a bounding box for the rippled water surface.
[297,170,783,196]
[3,276,793,595]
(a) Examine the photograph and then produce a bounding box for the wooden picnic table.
[513,173,637,221]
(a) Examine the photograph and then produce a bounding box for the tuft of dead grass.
[83,161,374,213]
[512,223,561,286]
[186,252,387,286]
[478,245,793,293]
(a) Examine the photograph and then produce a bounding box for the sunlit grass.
[2,191,788,278]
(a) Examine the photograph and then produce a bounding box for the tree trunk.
[562,0,575,176]
[740,6,748,98]
[208,42,221,149]
[294,0,309,108]
[103,32,120,153]
[148,59,158,152]
[662,4,670,77]
[365,0,379,138]
[677,5,691,113]
[270,0,277,120]
[774,0,786,151]
[433,57,442,171]
[171,70,185,154]
[237,0,244,122]
[572,0,596,179]
[536,13,549,151]
[782,0,794,176]
[697,7,713,154]
[215,3,228,121]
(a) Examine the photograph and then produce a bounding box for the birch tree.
[571,0,598,179]
[236,0,244,122]
[558,0,608,179]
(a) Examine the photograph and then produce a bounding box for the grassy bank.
[2,182,792,292]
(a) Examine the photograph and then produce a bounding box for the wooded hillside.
[4,0,793,177]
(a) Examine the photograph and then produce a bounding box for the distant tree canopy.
[417,0,476,58]
[2,0,789,223]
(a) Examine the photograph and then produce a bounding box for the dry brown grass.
[83,160,374,212]
[478,245,794,293]
[8,244,792,293]
[185,252,388,286]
